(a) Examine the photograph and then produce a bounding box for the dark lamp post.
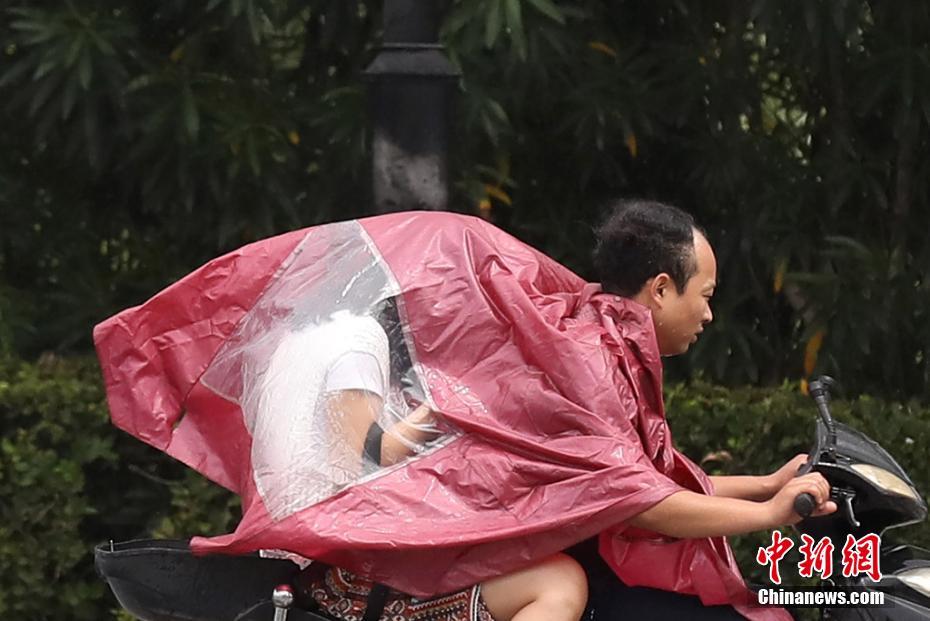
[364,1,459,213]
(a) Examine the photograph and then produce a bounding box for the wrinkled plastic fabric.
[200,221,453,520]
[94,212,787,621]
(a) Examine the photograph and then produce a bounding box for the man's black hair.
[592,199,702,297]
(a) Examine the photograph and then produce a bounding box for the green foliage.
[0,356,237,620]
[440,1,930,399]
[0,1,376,354]
[0,2,928,395]
[0,356,112,619]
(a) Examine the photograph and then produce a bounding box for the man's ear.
[650,273,672,307]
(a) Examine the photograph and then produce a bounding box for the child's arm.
[325,390,439,467]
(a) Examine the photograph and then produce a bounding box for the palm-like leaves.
[0,0,928,398]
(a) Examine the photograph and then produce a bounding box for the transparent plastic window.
[201,221,457,520]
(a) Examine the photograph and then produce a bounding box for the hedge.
[1,356,927,618]
[0,357,238,620]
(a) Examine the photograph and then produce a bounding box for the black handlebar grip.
[793,492,816,518]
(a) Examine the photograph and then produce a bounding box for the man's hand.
[763,472,837,526]
[763,453,810,498]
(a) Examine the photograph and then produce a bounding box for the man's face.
[649,231,717,356]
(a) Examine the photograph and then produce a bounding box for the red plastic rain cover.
[94,212,787,621]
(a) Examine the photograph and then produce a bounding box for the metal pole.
[271,585,293,621]
[364,0,459,213]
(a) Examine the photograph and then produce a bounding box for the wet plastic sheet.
[200,220,451,520]
[94,212,787,621]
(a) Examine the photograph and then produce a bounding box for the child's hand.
[407,403,435,427]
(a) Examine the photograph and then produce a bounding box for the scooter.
[95,538,318,620]
[789,376,930,620]
[95,376,930,621]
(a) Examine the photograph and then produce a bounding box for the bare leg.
[481,554,588,621]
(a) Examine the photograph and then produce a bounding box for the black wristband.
[363,422,384,466]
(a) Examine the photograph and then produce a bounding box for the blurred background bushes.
[1,357,927,618]
[0,357,238,619]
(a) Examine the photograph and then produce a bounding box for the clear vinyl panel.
[201,221,456,520]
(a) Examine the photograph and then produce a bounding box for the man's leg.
[568,539,746,621]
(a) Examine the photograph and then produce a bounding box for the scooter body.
[794,378,930,620]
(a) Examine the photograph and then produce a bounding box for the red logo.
[841,533,882,581]
[756,532,883,582]
[797,533,834,579]
[756,531,794,584]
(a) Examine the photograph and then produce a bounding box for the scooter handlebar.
[793,492,816,519]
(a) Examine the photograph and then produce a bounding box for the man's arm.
[709,454,809,501]
[627,472,835,538]
[709,475,777,501]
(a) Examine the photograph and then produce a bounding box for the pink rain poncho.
[94,212,787,621]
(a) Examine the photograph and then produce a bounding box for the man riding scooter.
[572,199,835,621]
[94,201,835,621]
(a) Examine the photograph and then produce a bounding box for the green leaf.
[124,73,157,93]
[60,71,79,120]
[9,18,48,33]
[246,0,261,44]
[33,56,59,81]
[442,5,474,37]
[82,95,100,168]
[21,28,59,46]
[481,112,499,146]
[63,34,85,68]
[823,235,871,258]
[484,0,503,48]
[77,50,92,90]
[525,0,565,24]
[0,57,33,87]
[88,31,116,56]
[181,85,200,140]
[504,0,526,60]
[28,71,64,116]
[486,98,510,124]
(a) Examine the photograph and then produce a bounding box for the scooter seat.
[94,539,322,621]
